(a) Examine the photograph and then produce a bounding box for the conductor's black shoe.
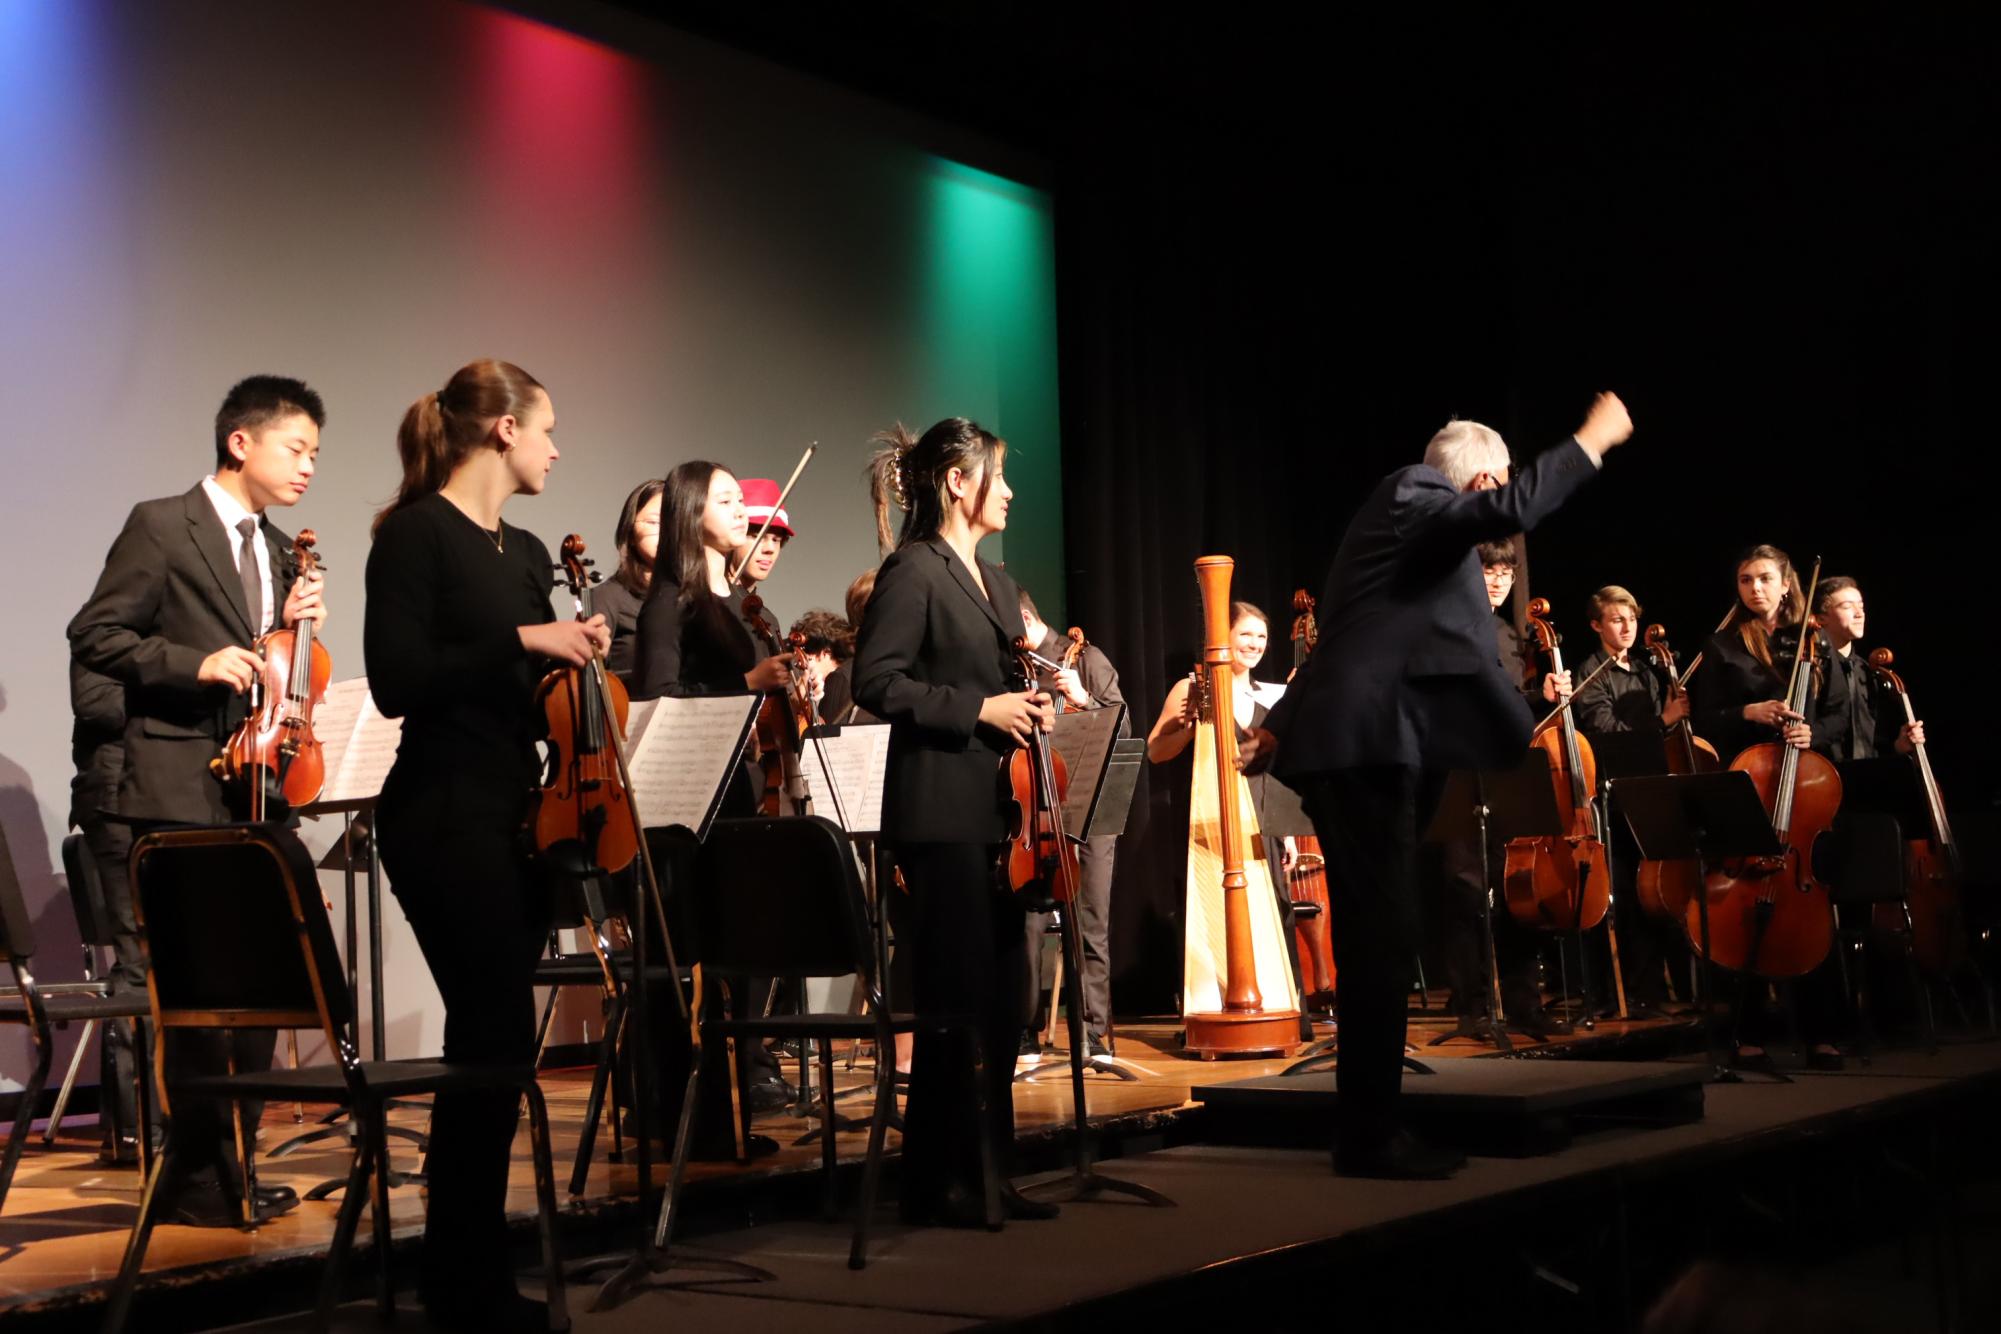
[999,1185,1060,1220]
[1333,1130,1465,1181]
[1508,1010,1574,1040]
[166,1181,300,1229]
[899,1183,1000,1230]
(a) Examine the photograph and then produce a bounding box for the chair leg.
[849,1029,899,1270]
[651,1068,704,1254]
[42,1018,96,1145]
[314,1131,373,1331]
[368,1109,396,1318]
[569,999,624,1197]
[102,1145,172,1334]
[520,1081,571,1332]
[818,1040,839,1219]
[1042,940,1065,1050]
[0,1022,54,1216]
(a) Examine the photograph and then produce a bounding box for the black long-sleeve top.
[1573,648,1668,735]
[364,493,556,802]
[632,579,760,701]
[591,575,645,687]
[1691,623,1849,764]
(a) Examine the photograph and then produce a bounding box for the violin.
[1285,589,1337,1003]
[1689,565,1839,978]
[1001,636,1079,911]
[739,590,813,816]
[1503,598,1612,931]
[1866,648,1965,975]
[213,530,331,818]
[1632,623,1719,920]
[534,536,637,874]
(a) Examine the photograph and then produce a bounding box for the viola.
[213,530,331,819]
[1866,648,1965,976]
[1632,623,1718,920]
[533,536,637,874]
[1503,597,1611,931]
[1688,566,1839,978]
[1285,588,1337,1003]
[1001,637,1079,911]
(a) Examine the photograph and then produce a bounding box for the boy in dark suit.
[1261,392,1632,1179]
[68,374,328,1225]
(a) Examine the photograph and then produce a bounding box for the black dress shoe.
[1805,1047,1846,1072]
[1508,1010,1574,1040]
[1333,1129,1466,1180]
[164,1180,301,1229]
[999,1185,1059,1220]
[1084,1032,1112,1060]
[746,1076,796,1114]
[899,1183,1000,1230]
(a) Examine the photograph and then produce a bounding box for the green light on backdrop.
[921,157,1064,622]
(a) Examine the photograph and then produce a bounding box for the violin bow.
[726,442,817,585]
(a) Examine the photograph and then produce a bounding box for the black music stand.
[1612,771,1783,1083]
[1590,730,1677,1020]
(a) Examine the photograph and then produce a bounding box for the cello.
[1285,589,1337,1003]
[1632,623,1718,919]
[533,536,638,874]
[1503,598,1612,932]
[1866,648,1965,976]
[212,530,331,819]
[1688,565,1839,978]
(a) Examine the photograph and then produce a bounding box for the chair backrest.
[132,824,350,1042]
[693,817,875,993]
[0,823,37,965]
[59,832,114,948]
[1824,812,1907,906]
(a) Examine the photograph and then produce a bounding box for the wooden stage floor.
[0,1002,1774,1327]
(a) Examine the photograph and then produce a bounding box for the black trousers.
[1022,834,1116,1038]
[1297,767,1445,1150]
[379,782,549,1301]
[893,841,1027,1203]
[82,815,159,1152]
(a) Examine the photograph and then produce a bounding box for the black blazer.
[68,484,299,824]
[1267,437,1600,780]
[1692,624,1850,763]
[853,538,1025,845]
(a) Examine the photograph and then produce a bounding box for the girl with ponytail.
[851,417,1059,1228]
[363,359,607,1332]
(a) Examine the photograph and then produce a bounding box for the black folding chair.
[530,861,686,1196]
[102,824,569,1333]
[41,832,129,1144]
[0,826,154,1217]
[679,816,994,1270]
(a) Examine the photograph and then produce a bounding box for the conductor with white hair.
[1255,392,1634,1180]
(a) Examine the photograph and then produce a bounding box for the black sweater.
[632,579,760,701]
[364,494,555,803]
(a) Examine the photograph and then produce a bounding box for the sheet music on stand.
[305,677,403,809]
[622,694,761,839]
[1050,703,1128,839]
[797,723,891,835]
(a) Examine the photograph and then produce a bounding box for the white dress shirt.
[202,475,275,635]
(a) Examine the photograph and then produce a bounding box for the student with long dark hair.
[852,417,1057,1227]
[1691,542,1851,1071]
[632,460,797,1128]
[364,358,607,1332]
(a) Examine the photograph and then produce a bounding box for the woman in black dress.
[852,417,1057,1227]
[1691,542,1851,1070]
[364,359,608,1333]
[594,477,663,687]
[631,460,797,1133]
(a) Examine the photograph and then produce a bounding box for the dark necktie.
[236,517,263,635]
